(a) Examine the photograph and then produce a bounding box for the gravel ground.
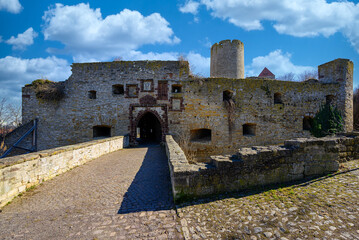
[176,160,359,240]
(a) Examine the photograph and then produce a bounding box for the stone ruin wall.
[173,78,342,162]
[21,58,353,157]
[165,134,359,202]
[22,61,190,150]
[170,58,354,162]
[318,59,354,132]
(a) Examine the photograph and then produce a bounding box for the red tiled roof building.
[258,67,275,79]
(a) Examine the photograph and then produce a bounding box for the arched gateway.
[129,95,168,145]
[136,112,162,143]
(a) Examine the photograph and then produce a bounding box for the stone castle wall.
[173,75,345,161]
[21,58,353,158]
[165,134,359,202]
[22,61,189,150]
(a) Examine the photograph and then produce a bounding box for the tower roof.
[258,67,275,79]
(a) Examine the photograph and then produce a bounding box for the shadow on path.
[118,144,175,214]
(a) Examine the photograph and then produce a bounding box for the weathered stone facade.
[21,40,354,161]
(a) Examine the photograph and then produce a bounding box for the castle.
[22,39,354,161]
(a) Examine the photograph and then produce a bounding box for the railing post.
[33,119,38,152]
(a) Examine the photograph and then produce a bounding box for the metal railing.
[0,119,38,158]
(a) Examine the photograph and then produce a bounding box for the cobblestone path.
[176,160,359,240]
[2,147,359,240]
[0,145,183,240]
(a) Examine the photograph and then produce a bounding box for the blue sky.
[1,0,359,106]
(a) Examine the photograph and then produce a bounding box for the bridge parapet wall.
[0,135,129,208]
[165,134,359,202]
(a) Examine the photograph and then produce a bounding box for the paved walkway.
[0,145,183,239]
[2,145,359,240]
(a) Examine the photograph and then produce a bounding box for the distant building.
[258,67,275,79]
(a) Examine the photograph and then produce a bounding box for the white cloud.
[0,36,3,42]
[246,50,315,79]
[179,0,200,14]
[42,3,180,61]
[343,17,359,55]
[6,28,38,50]
[0,56,70,105]
[184,0,359,53]
[0,0,22,14]
[187,52,210,76]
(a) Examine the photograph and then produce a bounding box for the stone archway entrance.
[136,112,162,144]
[129,95,168,145]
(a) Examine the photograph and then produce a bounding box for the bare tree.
[0,98,10,135]
[0,98,21,136]
[8,104,22,128]
[298,70,318,81]
[113,56,123,61]
[277,70,318,82]
[278,73,295,81]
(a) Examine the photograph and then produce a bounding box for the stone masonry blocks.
[210,39,244,79]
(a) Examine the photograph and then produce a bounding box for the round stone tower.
[210,39,244,79]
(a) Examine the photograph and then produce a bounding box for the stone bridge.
[0,144,183,239]
[1,136,359,239]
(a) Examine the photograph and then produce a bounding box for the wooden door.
[157,81,168,100]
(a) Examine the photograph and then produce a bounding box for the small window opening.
[326,95,335,105]
[93,125,111,138]
[303,116,313,131]
[274,93,283,104]
[223,90,233,101]
[112,84,124,95]
[88,90,96,99]
[243,123,256,136]
[172,85,182,93]
[128,85,138,97]
[190,128,211,142]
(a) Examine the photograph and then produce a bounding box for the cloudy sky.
[0,0,359,105]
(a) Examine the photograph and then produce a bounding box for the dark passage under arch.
[136,112,162,144]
